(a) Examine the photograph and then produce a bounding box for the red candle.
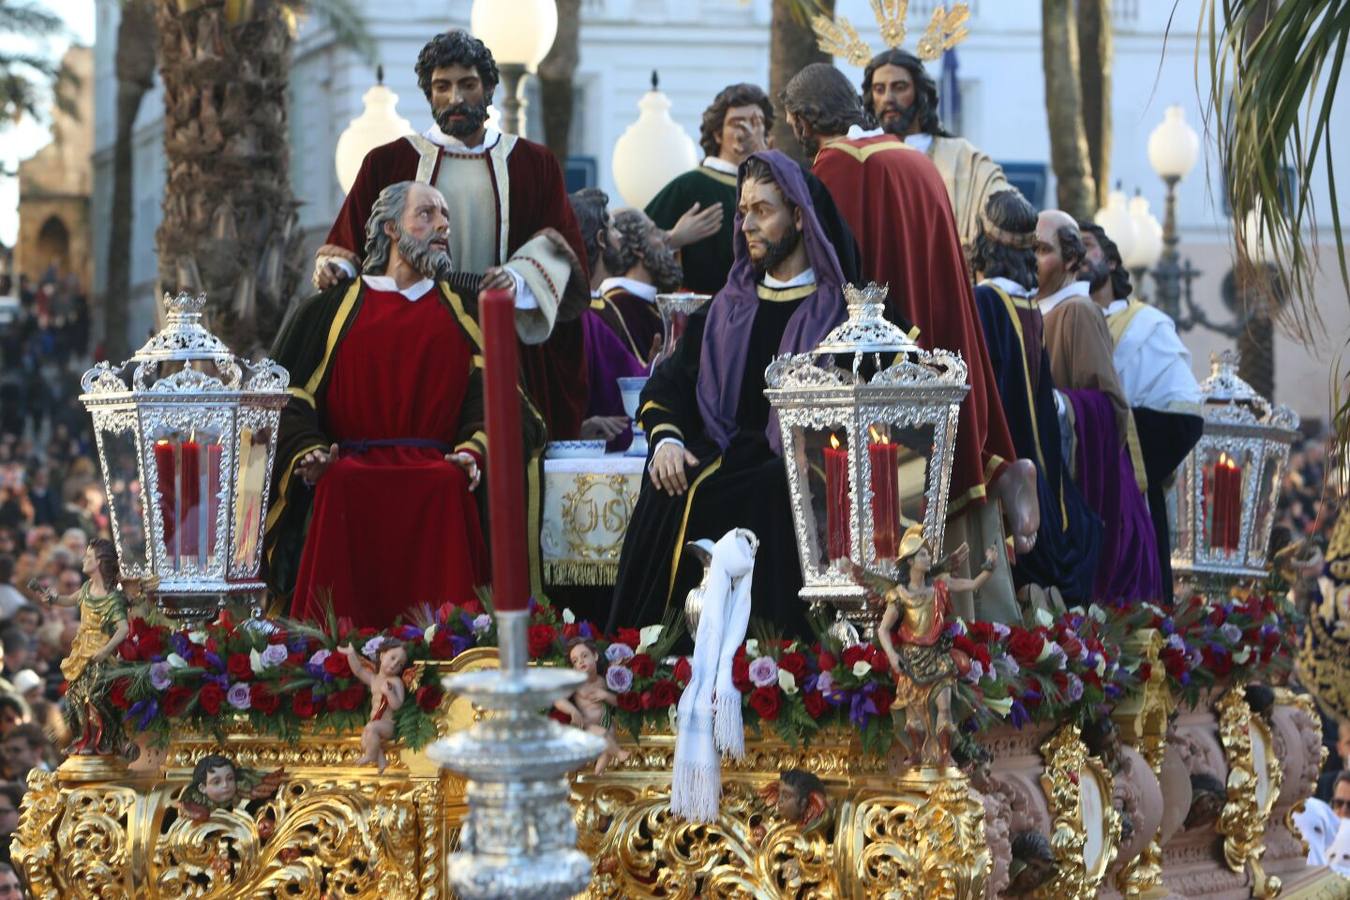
[481,288,528,613]
[869,427,901,559]
[180,439,201,558]
[1226,456,1243,549]
[824,435,850,561]
[205,442,222,558]
[1210,453,1241,552]
[153,440,177,555]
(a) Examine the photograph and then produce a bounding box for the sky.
[0,0,96,248]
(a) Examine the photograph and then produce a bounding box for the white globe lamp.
[612,72,699,209]
[470,0,558,137]
[1092,187,1137,269]
[334,67,413,194]
[1125,193,1164,270]
[1147,105,1200,182]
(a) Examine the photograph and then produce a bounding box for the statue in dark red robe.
[314,32,590,442]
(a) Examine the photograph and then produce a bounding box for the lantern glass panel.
[99,425,147,572]
[148,427,227,572]
[790,426,844,575]
[1249,449,1284,567]
[866,421,933,560]
[1200,446,1250,556]
[231,426,272,572]
[1170,467,1192,560]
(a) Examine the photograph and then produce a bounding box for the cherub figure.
[339,639,413,773]
[178,753,284,823]
[759,768,831,835]
[554,638,630,775]
[856,525,997,767]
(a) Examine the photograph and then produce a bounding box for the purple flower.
[605,643,634,664]
[204,651,223,672]
[287,636,310,654]
[605,666,633,693]
[579,621,595,639]
[227,683,252,710]
[471,614,492,635]
[362,636,386,658]
[1160,618,1175,636]
[1179,671,1191,686]
[748,656,779,688]
[992,655,1020,678]
[129,698,159,731]
[1065,673,1084,702]
[991,622,1011,640]
[396,624,423,642]
[449,634,472,657]
[1219,623,1242,644]
[170,633,191,658]
[1009,700,1031,728]
[205,673,230,689]
[260,643,289,668]
[308,649,332,668]
[1023,687,1042,704]
[1104,683,1122,699]
[149,662,172,692]
[815,671,835,696]
[460,612,477,631]
[848,691,878,727]
[963,659,985,684]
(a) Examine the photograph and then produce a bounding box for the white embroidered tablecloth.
[540,454,646,586]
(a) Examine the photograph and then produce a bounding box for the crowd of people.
[0,270,100,878]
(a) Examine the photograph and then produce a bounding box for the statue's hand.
[296,444,338,486]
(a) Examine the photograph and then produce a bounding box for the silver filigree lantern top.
[1170,349,1299,585]
[764,283,969,630]
[80,292,290,617]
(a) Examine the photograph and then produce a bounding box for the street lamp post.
[470,0,559,137]
[1147,106,1201,321]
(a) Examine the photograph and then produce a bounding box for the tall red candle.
[153,440,178,555]
[823,435,850,561]
[869,428,901,558]
[180,439,201,558]
[205,442,222,558]
[1210,454,1242,552]
[480,288,528,613]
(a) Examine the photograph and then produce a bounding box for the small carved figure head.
[776,769,828,827]
[376,639,408,676]
[568,638,602,677]
[1006,830,1056,896]
[952,740,994,788]
[192,754,239,806]
[1243,683,1276,719]
[1185,772,1228,830]
[1081,716,1122,773]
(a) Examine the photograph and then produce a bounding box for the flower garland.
[103,590,1298,756]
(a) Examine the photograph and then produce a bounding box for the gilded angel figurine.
[339,639,414,773]
[855,525,996,767]
[178,753,285,823]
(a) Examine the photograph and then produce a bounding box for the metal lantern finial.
[80,292,290,618]
[765,283,968,632]
[1170,349,1299,588]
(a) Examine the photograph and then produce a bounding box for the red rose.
[1008,631,1045,666]
[616,691,642,713]
[817,651,837,672]
[867,645,889,673]
[250,683,280,715]
[430,629,455,659]
[1059,634,1084,660]
[629,653,655,679]
[323,653,352,679]
[336,684,366,711]
[291,688,318,718]
[648,679,679,709]
[287,651,307,667]
[109,677,132,710]
[803,690,828,719]
[842,644,867,669]
[778,652,808,680]
[869,684,894,713]
[673,657,692,686]
[198,682,225,716]
[1208,606,1227,626]
[562,622,580,640]
[614,628,641,650]
[1052,671,1069,695]
[1136,662,1153,684]
[731,656,751,692]
[162,685,194,717]
[527,624,557,659]
[461,598,483,616]
[1161,647,1187,681]
[748,686,781,721]
[415,684,445,712]
[1202,645,1233,678]
[226,653,253,682]
[968,621,996,643]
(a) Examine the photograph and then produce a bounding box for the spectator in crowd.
[0,782,22,868]
[0,632,32,684]
[1335,771,1350,821]
[0,860,22,898]
[5,611,36,643]
[0,700,24,740]
[0,563,22,622]
[0,725,50,785]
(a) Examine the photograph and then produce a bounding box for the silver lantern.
[1170,350,1299,587]
[79,292,289,617]
[764,283,968,631]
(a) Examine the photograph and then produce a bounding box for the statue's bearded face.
[1079,230,1113,292]
[391,183,454,280]
[738,176,802,275]
[429,63,491,140]
[869,63,918,135]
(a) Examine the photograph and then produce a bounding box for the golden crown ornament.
[813,1,971,67]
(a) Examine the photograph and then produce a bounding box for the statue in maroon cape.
[313,31,590,441]
[781,63,1038,621]
[607,151,849,636]
[267,181,507,625]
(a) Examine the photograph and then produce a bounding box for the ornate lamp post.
[79,292,289,618]
[611,71,699,209]
[764,283,968,633]
[334,66,413,194]
[1169,350,1299,591]
[1146,105,1201,321]
[470,0,558,137]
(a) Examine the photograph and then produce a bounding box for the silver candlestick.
[428,610,605,899]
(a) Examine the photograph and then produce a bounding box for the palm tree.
[152,0,372,354]
[1205,1,1348,449]
[538,0,581,163]
[0,1,70,125]
[770,0,835,164]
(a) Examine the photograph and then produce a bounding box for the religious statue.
[858,525,997,766]
[759,769,831,835]
[339,639,413,773]
[1184,773,1228,831]
[31,538,150,757]
[178,754,285,823]
[1006,830,1057,896]
[554,638,630,775]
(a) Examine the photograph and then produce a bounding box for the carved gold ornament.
[813,0,971,67]
[1215,686,1283,898]
[1033,723,1122,900]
